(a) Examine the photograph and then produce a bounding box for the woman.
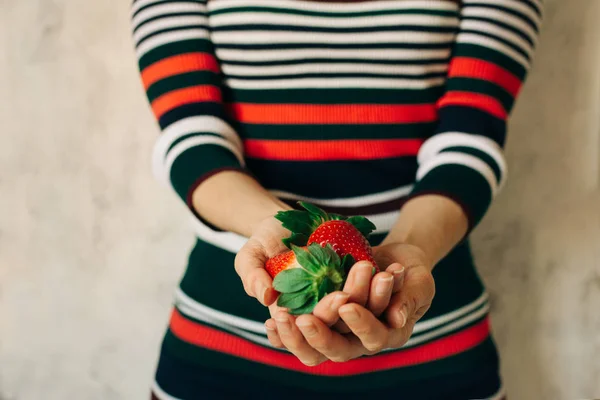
[131,0,542,398]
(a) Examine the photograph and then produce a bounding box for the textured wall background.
[1,0,599,399]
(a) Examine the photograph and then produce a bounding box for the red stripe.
[151,85,221,119]
[169,309,490,376]
[228,103,437,125]
[244,139,423,161]
[449,57,522,96]
[141,53,220,89]
[438,91,507,120]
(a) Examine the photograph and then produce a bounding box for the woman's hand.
[234,215,292,307]
[264,242,435,365]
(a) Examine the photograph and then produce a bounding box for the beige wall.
[1,0,599,398]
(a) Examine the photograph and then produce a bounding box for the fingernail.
[265,321,276,332]
[359,262,373,273]
[331,292,350,310]
[375,276,393,296]
[341,306,360,322]
[296,320,317,336]
[393,267,405,278]
[275,313,291,333]
[398,305,408,328]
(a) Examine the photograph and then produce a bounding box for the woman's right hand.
[234,215,292,307]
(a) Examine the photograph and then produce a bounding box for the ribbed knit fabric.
[131,0,542,397]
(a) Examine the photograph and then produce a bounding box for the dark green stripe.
[139,39,213,70]
[225,71,447,81]
[167,132,224,153]
[220,57,451,67]
[445,77,515,113]
[237,123,436,140]
[133,12,205,33]
[161,330,499,393]
[464,15,535,46]
[411,163,493,228]
[216,42,453,50]
[209,7,458,19]
[146,71,220,101]
[211,24,458,34]
[453,44,527,79]
[441,146,502,182]
[132,0,204,19]
[463,3,540,33]
[460,30,530,61]
[224,87,443,104]
[170,142,242,201]
[136,25,205,48]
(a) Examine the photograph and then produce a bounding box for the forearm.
[381,195,468,268]
[191,170,291,237]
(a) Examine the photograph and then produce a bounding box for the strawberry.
[267,244,354,315]
[275,202,378,271]
[308,220,377,271]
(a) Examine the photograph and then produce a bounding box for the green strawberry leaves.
[277,291,314,310]
[274,244,346,315]
[276,202,377,249]
[346,216,377,237]
[273,268,311,293]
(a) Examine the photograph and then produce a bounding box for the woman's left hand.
[264,242,436,365]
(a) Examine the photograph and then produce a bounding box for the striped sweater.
[131,0,542,396]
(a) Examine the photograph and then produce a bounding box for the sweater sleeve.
[131,0,245,213]
[409,0,543,229]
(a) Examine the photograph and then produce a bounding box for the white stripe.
[191,215,248,253]
[151,381,182,400]
[418,132,506,187]
[153,116,242,184]
[366,210,399,234]
[176,303,274,348]
[132,2,204,29]
[212,31,455,45]
[209,0,458,12]
[163,136,245,184]
[225,77,446,90]
[270,184,413,208]
[174,287,488,345]
[222,62,448,77]
[131,0,163,17]
[470,0,542,30]
[400,302,489,349]
[462,8,538,46]
[136,29,210,59]
[133,15,208,44]
[413,291,488,334]
[216,47,451,62]
[176,288,266,334]
[417,152,499,196]
[456,32,530,69]
[210,12,458,29]
[461,19,533,57]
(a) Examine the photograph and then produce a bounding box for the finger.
[265,319,284,348]
[295,315,365,363]
[385,268,435,335]
[234,240,278,306]
[274,311,326,366]
[339,304,389,353]
[332,319,351,334]
[312,291,350,326]
[386,263,406,293]
[367,272,394,317]
[343,261,374,306]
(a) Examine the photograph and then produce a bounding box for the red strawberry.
[308,220,377,270]
[275,202,378,271]
[265,249,300,279]
[267,244,353,315]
